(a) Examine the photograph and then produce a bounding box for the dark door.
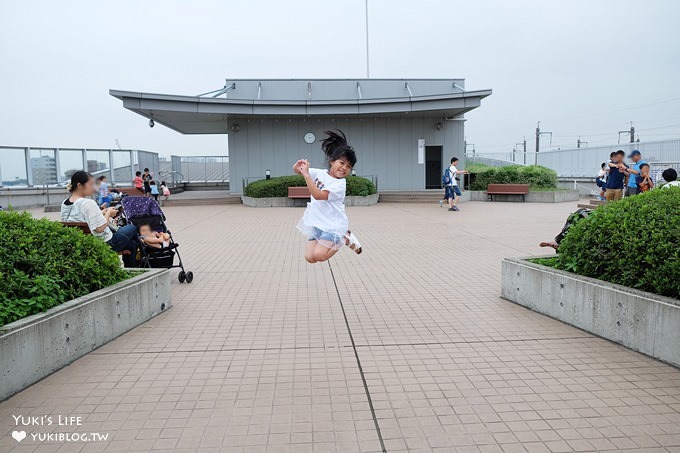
[425,145,443,189]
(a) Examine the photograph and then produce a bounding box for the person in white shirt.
[661,168,680,189]
[596,162,607,201]
[60,171,139,267]
[444,157,469,211]
[294,130,362,263]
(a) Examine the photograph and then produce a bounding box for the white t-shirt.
[60,197,112,242]
[301,168,348,235]
[449,165,458,186]
[662,180,680,189]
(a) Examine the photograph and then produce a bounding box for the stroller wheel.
[185,271,194,284]
[178,271,186,283]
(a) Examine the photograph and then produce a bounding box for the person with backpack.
[595,163,607,201]
[442,157,469,212]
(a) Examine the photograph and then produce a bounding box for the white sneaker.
[345,231,362,254]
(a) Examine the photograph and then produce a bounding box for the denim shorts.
[308,227,345,247]
[445,186,462,198]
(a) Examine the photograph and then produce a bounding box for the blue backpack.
[441,168,452,186]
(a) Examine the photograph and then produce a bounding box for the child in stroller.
[138,224,171,249]
[120,195,194,283]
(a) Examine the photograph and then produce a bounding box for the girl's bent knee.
[312,253,329,263]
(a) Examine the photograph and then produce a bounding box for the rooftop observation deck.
[1,201,679,452]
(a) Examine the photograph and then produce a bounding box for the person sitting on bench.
[61,171,139,267]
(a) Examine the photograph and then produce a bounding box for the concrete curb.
[0,268,171,401]
[241,193,379,207]
[501,257,680,368]
[468,190,579,203]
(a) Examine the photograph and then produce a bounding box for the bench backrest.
[61,221,92,234]
[288,186,311,197]
[487,183,530,193]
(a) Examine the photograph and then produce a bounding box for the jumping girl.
[293,130,363,263]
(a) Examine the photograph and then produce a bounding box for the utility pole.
[515,138,527,164]
[535,122,552,166]
[577,137,588,148]
[465,141,476,157]
[618,122,635,144]
[364,0,370,78]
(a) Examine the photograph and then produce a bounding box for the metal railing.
[161,156,229,184]
[0,146,159,188]
[536,139,680,177]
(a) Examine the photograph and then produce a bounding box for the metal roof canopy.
[110,79,492,134]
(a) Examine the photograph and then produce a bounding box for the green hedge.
[0,211,129,326]
[537,188,680,298]
[244,175,377,198]
[468,164,557,190]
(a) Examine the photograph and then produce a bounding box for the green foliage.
[244,175,377,198]
[0,211,129,326]
[345,176,378,197]
[551,188,680,298]
[528,256,559,267]
[244,175,306,198]
[469,165,557,190]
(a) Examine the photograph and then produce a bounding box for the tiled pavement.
[2,201,680,452]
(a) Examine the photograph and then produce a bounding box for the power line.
[543,95,680,123]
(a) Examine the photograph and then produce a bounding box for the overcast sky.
[2,0,679,162]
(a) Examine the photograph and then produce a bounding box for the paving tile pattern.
[1,201,679,452]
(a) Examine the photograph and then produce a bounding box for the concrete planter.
[242,193,379,207]
[0,268,171,401]
[501,257,680,367]
[468,190,579,203]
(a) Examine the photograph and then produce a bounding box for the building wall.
[228,116,465,192]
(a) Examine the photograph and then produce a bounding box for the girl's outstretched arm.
[299,161,329,200]
[292,159,306,175]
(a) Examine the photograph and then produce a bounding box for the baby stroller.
[120,196,194,283]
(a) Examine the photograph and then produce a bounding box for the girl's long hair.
[321,129,357,167]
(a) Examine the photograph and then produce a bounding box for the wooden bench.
[61,222,132,256]
[486,183,530,202]
[61,221,92,234]
[288,186,311,199]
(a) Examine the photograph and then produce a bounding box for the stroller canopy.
[121,196,165,219]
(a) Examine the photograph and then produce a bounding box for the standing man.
[624,150,646,197]
[605,150,627,202]
[443,157,469,212]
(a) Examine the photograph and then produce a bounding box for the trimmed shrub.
[244,175,377,198]
[0,211,129,326]
[551,188,680,298]
[468,164,557,190]
[244,175,306,198]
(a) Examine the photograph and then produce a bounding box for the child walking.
[293,130,362,263]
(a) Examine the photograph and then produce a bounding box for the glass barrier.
[112,151,132,184]
[85,150,111,180]
[29,149,58,186]
[58,150,85,184]
[0,147,28,187]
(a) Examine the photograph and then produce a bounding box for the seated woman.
[60,171,139,267]
[138,224,171,249]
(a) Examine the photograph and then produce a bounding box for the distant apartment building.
[30,155,58,185]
